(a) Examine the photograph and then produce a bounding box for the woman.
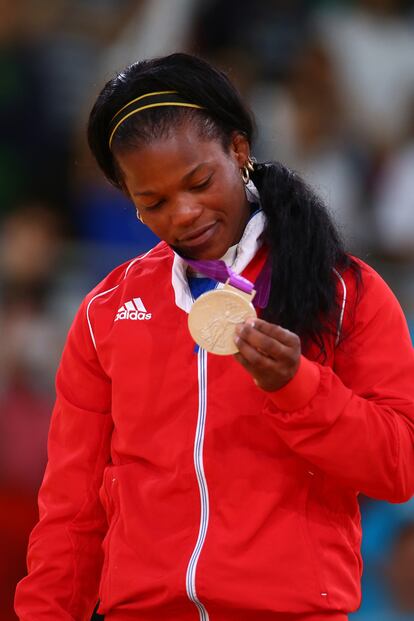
[15,53,414,621]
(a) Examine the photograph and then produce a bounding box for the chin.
[192,246,229,261]
[176,241,229,262]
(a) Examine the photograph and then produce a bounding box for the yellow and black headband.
[108,90,203,149]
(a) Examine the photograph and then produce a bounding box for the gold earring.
[241,156,255,185]
[240,155,254,185]
[241,165,250,185]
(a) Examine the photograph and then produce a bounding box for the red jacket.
[15,242,414,621]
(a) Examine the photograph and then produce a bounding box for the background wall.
[1,1,414,619]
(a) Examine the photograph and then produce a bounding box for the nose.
[170,198,203,229]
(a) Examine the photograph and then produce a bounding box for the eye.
[190,176,212,191]
[142,199,164,211]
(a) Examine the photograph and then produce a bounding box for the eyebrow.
[133,163,208,196]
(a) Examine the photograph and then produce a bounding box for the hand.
[234,318,301,392]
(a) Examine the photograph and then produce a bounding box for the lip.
[177,222,218,249]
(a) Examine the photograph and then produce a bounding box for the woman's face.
[114,122,251,260]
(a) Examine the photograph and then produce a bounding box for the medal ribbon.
[184,255,271,308]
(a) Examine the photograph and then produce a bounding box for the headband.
[108,90,204,149]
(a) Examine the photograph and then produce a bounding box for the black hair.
[88,52,361,357]
[88,53,255,188]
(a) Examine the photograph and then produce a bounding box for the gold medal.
[188,284,256,355]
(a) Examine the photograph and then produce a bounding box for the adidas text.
[115,298,152,321]
[115,310,152,321]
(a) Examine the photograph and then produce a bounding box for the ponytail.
[252,161,360,356]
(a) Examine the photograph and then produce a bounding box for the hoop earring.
[136,209,143,223]
[241,156,255,185]
[241,166,250,185]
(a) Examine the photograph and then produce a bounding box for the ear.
[229,132,250,168]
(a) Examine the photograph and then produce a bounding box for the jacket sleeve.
[15,297,113,621]
[263,265,414,503]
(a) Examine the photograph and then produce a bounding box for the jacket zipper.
[185,347,210,620]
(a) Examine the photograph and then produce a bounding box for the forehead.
[115,124,227,189]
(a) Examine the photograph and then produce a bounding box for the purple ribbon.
[185,256,271,309]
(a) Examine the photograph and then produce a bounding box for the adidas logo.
[115,298,152,321]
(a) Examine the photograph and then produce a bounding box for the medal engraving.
[188,285,256,355]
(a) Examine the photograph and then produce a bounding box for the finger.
[244,318,299,347]
[235,321,288,360]
[235,333,278,370]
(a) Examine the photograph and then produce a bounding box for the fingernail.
[234,335,240,345]
[246,318,256,328]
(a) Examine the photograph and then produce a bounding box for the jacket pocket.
[98,467,121,612]
[302,471,330,605]
[304,470,362,608]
